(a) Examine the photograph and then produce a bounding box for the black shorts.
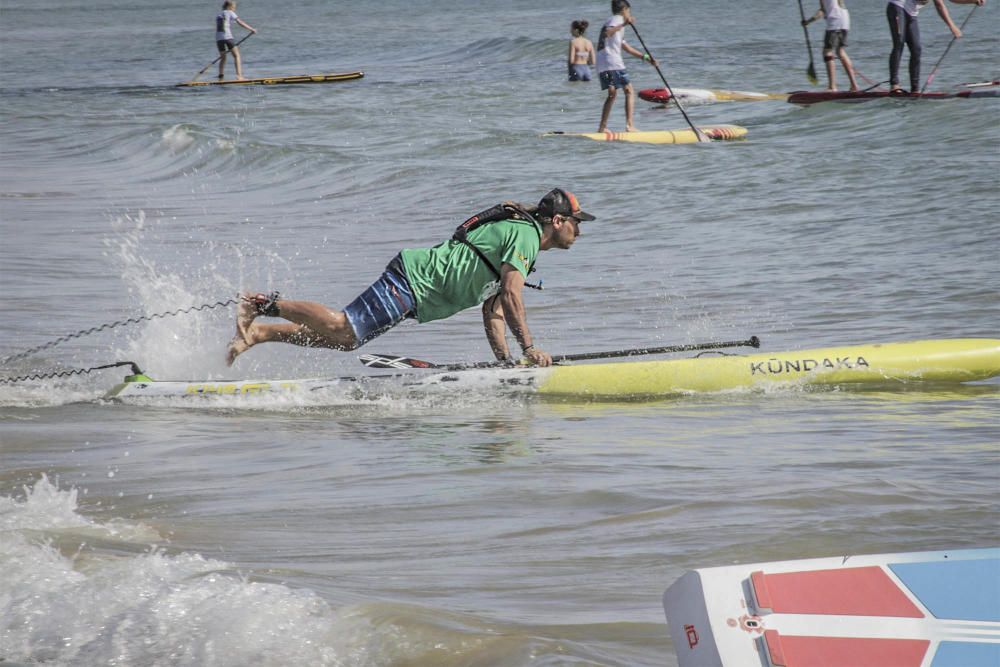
[823,29,848,51]
[216,39,235,53]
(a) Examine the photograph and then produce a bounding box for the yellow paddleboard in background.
[545,125,747,144]
[177,71,364,87]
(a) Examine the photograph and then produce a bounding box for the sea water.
[1,0,998,665]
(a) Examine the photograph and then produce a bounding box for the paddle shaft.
[921,5,977,93]
[627,23,708,142]
[551,336,761,363]
[796,0,819,84]
[362,337,761,371]
[192,32,254,81]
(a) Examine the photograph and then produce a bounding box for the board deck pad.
[749,567,924,617]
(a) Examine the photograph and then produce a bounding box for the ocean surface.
[2,0,998,665]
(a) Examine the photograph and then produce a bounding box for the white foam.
[161,124,195,153]
[0,477,349,666]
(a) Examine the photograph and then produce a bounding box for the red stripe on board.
[751,566,924,617]
[763,630,929,667]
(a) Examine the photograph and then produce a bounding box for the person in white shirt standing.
[803,0,859,92]
[216,1,257,81]
[596,0,657,133]
[885,0,984,93]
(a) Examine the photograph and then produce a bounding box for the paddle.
[627,22,710,143]
[796,0,820,85]
[190,32,254,82]
[359,336,761,371]
[920,5,977,94]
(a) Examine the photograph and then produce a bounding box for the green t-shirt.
[399,219,541,323]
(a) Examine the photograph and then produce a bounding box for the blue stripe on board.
[931,641,1000,667]
[889,557,1000,622]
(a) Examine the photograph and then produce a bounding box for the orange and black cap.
[537,188,596,222]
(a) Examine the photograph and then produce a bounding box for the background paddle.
[190,32,254,82]
[359,336,761,371]
[627,22,710,143]
[796,0,820,85]
[920,5,977,93]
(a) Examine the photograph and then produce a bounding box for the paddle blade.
[807,62,818,85]
[359,354,436,369]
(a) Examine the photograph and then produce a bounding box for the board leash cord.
[0,361,144,386]
[0,297,238,366]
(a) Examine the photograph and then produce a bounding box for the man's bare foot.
[597,126,608,133]
[625,125,637,132]
[236,294,258,344]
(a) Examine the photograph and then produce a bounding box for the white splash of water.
[0,476,348,666]
[161,124,195,153]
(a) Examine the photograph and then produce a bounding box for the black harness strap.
[454,203,543,290]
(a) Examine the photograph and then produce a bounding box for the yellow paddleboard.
[545,125,747,144]
[537,338,1000,397]
[107,339,1000,401]
[177,71,364,87]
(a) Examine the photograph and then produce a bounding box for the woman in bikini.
[567,20,596,82]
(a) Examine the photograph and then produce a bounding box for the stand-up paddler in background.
[596,0,657,132]
[803,0,860,91]
[226,189,596,368]
[216,1,256,81]
[886,0,984,94]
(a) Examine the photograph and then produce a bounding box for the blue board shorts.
[599,69,630,90]
[568,63,592,82]
[216,39,236,53]
[343,254,418,347]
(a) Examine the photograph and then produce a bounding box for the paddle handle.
[192,32,254,81]
[627,23,708,142]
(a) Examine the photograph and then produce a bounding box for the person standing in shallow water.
[596,0,657,132]
[216,0,256,81]
[567,20,596,82]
